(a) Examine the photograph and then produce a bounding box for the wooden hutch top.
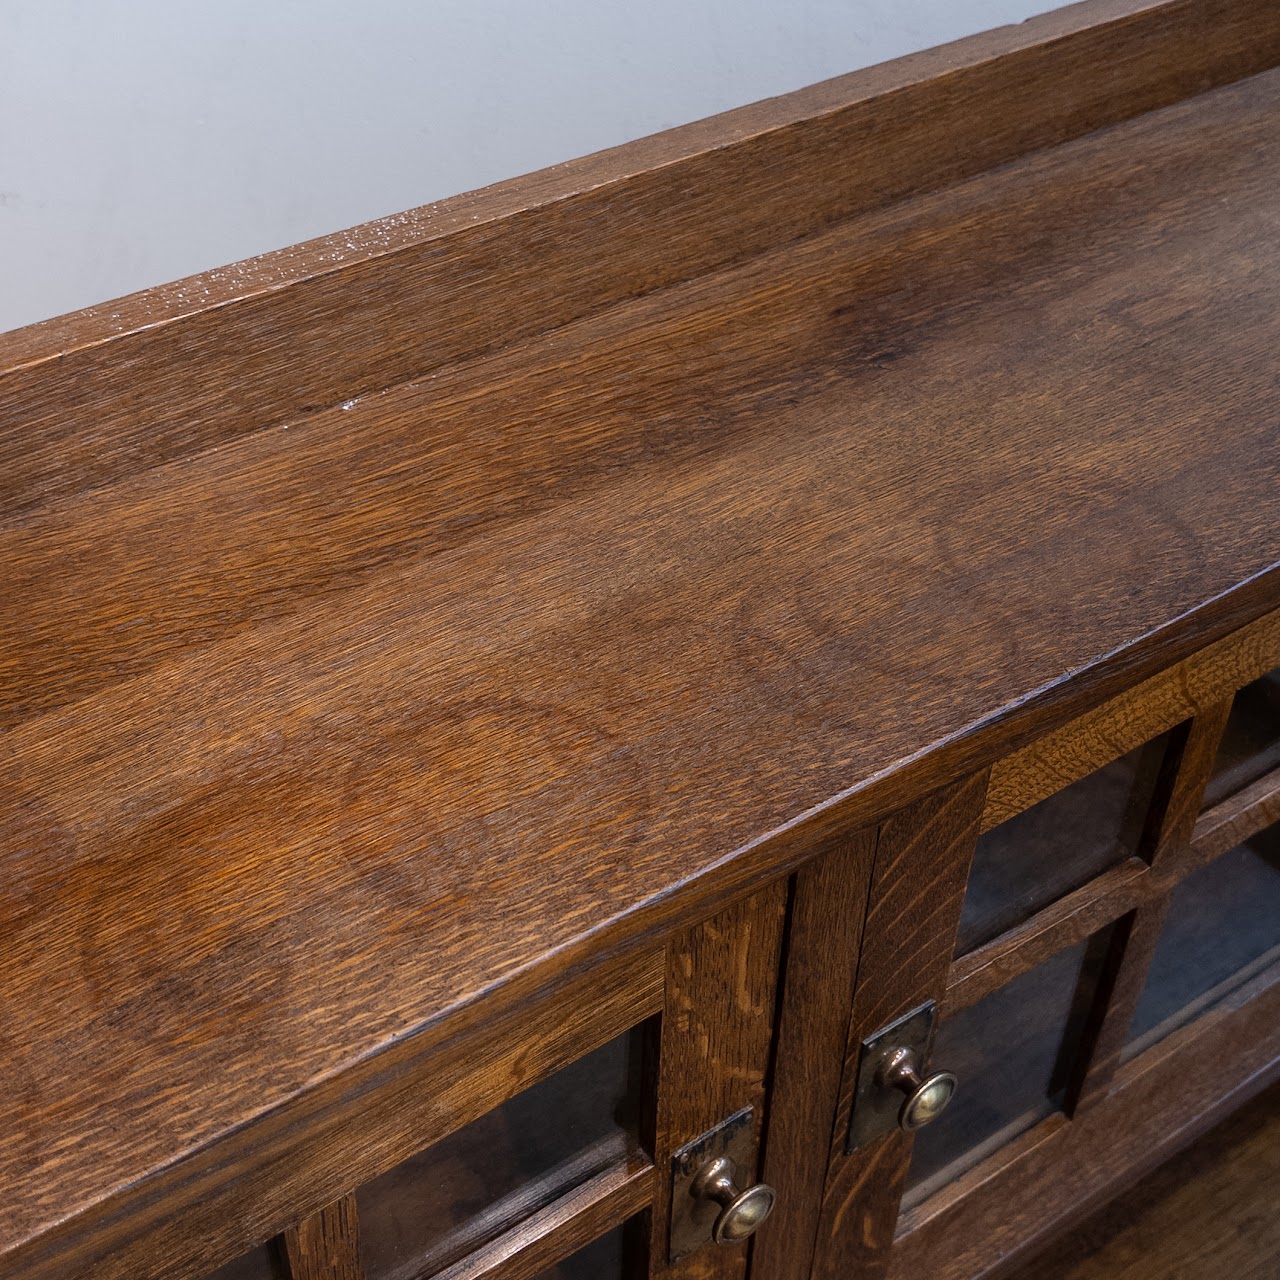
[3,0,1278,1274]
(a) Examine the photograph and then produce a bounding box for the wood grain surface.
[4,0,1277,518]
[282,1195,362,1280]
[647,882,788,1279]
[4,8,1280,1277]
[753,830,879,1280]
[984,608,1280,831]
[810,774,989,1279]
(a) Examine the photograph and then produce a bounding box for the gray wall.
[0,0,1061,332]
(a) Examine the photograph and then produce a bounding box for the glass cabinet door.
[1125,824,1280,1058]
[356,1029,647,1280]
[800,646,1280,1280]
[194,881,791,1280]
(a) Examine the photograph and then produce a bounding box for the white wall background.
[0,0,1061,333]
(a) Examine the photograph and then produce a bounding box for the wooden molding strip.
[1190,765,1280,867]
[946,859,1151,1013]
[4,0,1280,518]
[431,1157,654,1280]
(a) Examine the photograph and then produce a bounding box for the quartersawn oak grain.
[283,1195,361,1280]
[752,829,879,1280]
[647,883,788,1278]
[4,11,1280,1280]
[811,774,989,1279]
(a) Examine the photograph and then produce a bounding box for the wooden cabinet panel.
[649,882,789,1280]
[808,774,989,1280]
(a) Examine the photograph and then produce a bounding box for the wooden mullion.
[946,858,1149,1012]
[1067,701,1232,1111]
[753,828,880,1280]
[1145,699,1234,877]
[428,1157,654,1280]
[1189,762,1280,869]
[282,1194,363,1280]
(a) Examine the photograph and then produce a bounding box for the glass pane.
[905,932,1112,1206]
[532,1219,639,1279]
[1125,825,1280,1058]
[205,1244,278,1280]
[358,1026,648,1280]
[957,735,1170,954]
[1202,669,1280,810]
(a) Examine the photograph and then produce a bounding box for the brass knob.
[689,1155,777,1245]
[877,1046,957,1131]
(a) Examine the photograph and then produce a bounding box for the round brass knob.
[689,1155,777,1245]
[877,1046,958,1131]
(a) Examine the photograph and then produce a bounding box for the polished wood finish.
[4,948,661,1280]
[891,958,1280,1279]
[4,4,1280,1279]
[810,774,989,1279]
[648,883,788,1278]
[1004,1084,1280,1280]
[5,0,1278,520]
[12,48,1280,1280]
[282,1196,362,1280]
[753,831,879,1280]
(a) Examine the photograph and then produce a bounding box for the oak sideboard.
[3,2,1279,1278]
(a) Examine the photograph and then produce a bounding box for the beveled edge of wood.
[0,0,1188,370]
[2,945,663,1280]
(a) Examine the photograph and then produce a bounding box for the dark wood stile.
[810,774,989,1279]
[648,882,789,1280]
[282,1195,363,1280]
[752,829,880,1280]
